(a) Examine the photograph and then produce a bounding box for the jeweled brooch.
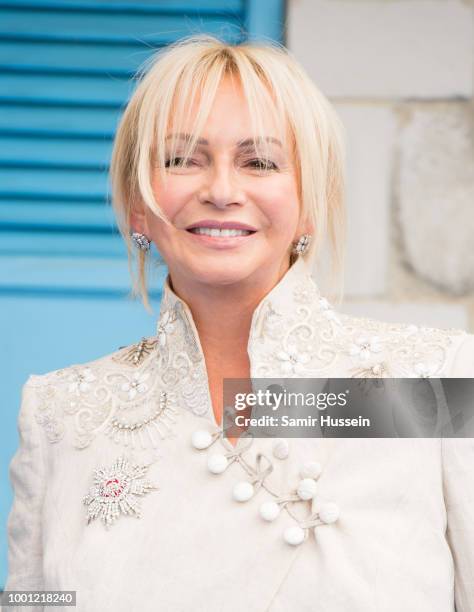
[82,456,158,528]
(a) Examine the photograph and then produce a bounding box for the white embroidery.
[251,283,465,379]
[157,309,176,347]
[67,368,96,395]
[349,335,383,360]
[32,262,466,453]
[121,371,150,400]
[33,298,212,449]
[276,344,312,375]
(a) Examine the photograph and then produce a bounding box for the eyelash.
[245,158,278,171]
[163,157,279,171]
[164,157,195,168]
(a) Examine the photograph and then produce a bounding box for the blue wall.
[0,0,285,589]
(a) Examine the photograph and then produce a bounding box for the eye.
[245,158,278,171]
[164,156,199,168]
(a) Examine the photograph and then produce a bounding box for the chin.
[192,267,255,287]
[187,257,268,288]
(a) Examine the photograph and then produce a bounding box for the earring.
[131,232,151,252]
[292,234,312,256]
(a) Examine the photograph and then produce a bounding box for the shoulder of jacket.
[25,335,163,449]
[335,309,466,339]
[254,295,468,377]
[333,310,467,376]
[26,335,160,390]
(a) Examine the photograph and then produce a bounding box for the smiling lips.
[185,219,258,238]
[185,219,258,247]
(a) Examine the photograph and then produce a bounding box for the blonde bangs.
[109,34,346,311]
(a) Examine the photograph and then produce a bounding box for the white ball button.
[272,439,289,460]
[207,453,228,474]
[319,502,340,524]
[232,481,254,502]
[259,501,281,522]
[297,478,318,500]
[300,461,322,480]
[191,430,213,450]
[283,525,305,546]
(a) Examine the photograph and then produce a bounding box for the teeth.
[189,227,252,237]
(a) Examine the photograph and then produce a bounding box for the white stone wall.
[287,0,474,332]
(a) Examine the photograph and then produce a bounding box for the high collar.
[154,257,327,422]
[157,256,321,344]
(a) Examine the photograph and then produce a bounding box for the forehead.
[168,74,289,147]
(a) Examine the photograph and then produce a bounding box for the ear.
[130,200,150,236]
[294,214,314,240]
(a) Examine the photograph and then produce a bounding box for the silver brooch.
[82,456,158,528]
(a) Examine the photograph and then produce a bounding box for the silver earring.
[131,232,151,252]
[292,234,311,256]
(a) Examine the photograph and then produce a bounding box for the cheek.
[258,179,300,230]
[151,175,196,220]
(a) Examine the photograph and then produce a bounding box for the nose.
[198,162,246,209]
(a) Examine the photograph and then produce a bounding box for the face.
[132,76,309,295]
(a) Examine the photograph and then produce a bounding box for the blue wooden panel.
[0,0,285,590]
[0,255,164,294]
[0,232,125,257]
[0,39,162,77]
[245,0,286,44]
[0,200,114,229]
[0,9,245,39]
[2,72,132,105]
[1,0,243,12]
[0,105,120,135]
[0,136,112,165]
[0,167,108,199]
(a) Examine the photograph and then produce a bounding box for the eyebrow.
[165,133,283,148]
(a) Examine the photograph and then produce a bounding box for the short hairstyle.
[109,34,346,311]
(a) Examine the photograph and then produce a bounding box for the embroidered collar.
[30,256,465,451]
[156,256,322,360]
[157,256,317,334]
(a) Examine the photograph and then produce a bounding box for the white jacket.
[5,257,474,612]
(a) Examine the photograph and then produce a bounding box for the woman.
[5,35,474,612]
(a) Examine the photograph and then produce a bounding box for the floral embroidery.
[67,368,96,395]
[349,335,383,360]
[121,372,150,400]
[276,344,311,375]
[31,260,467,452]
[32,291,212,449]
[250,282,465,379]
[82,456,158,528]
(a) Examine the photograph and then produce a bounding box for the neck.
[167,259,291,360]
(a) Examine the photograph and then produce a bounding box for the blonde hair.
[109,34,346,312]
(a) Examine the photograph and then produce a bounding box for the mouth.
[184,226,258,250]
[186,227,256,237]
